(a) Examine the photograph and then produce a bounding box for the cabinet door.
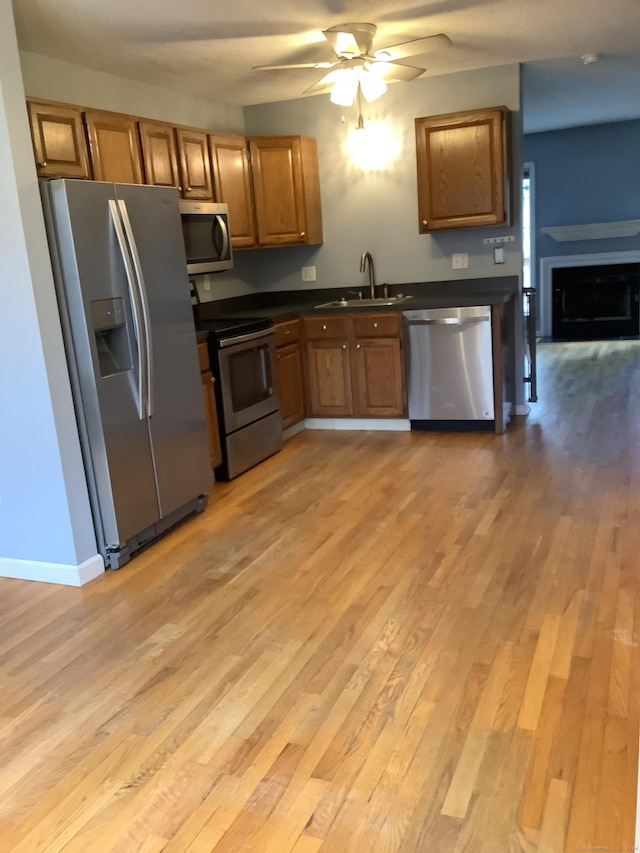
[353,338,405,417]
[249,136,323,246]
[209,133,257,248]
[139,121,181,190]
[177,128,214,200]
[27,101,91,179]
[415,106,509,232]
[84,110,144,184]
[305,339,353,417]
[276,343,305,429]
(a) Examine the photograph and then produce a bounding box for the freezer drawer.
[403,306,494,427]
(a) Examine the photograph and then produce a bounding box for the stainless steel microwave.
[179,200,233,274]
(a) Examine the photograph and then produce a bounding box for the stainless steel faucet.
[360,251,376,299]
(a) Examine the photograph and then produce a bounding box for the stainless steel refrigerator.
[41,179,213,568]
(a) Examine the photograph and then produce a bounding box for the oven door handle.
[218,328,274,347]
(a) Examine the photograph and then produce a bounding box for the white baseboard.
[0,554,105,587]
[282,421,306,441]
[304,418,411,431]
[513,404,530,416]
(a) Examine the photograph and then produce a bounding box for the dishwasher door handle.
[406,317,490,326]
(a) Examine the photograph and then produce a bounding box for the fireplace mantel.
[539,250,640,337]
[541,220,640,242]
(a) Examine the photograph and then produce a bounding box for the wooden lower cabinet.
[302,312,405,419]
[305,338,353,417]
[354,338,405,417]
[274,319,305,429]
[197,342,222,469]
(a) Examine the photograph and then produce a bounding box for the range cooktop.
[197,315,273,346]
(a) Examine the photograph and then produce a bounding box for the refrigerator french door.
[42,179,212,568]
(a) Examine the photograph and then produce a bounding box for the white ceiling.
[13,0,640,133]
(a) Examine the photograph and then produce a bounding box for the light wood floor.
[2,339,640,851]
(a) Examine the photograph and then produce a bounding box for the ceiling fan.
[254,23,451,107]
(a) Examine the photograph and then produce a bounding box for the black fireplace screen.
[552,263,640,339]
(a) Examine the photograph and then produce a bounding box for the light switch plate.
[302,266,317,282]
[452,253,469,270]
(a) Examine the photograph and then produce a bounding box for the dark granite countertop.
[194,276,519,327]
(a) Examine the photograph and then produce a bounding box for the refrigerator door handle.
[118,199,154,418]
[108,199,146,420]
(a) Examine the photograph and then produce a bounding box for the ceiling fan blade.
[302,69,343,95]
[374,33,451,62]
[372,61,426,83]
[323,23,377,58]
[254,62,337,71]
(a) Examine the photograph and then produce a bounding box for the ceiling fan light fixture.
[359,69,387,102]
[330,69,359,106]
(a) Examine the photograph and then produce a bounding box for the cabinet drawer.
[274,318,300,348]
[303,315,349,339]
[352,312,400,338]
[197,340,210,373]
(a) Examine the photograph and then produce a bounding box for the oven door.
[217,329,280,433]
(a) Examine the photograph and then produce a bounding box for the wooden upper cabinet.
[415,106,510,232]
[209,133,256,248]
[138,121,181,190]
[176,128,213,200]
[27,101,91,179]
[84,110,143,184]
[248,136,323,247]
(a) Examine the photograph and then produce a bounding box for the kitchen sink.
[315,295,414,309]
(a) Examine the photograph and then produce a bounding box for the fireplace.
[551,262,640,340]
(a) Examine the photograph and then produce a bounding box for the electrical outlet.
[302,266,317,282]
[483,235,516,245]
[452,253,469,270]
[494,246,505,264]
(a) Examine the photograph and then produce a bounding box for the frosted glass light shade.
[359,71,387,103]
[330,70,359,106]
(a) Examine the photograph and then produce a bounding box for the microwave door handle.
[117,199,154,418]
[215,214,230,263]
[108,199,145,420]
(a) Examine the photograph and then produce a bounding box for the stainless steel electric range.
[199,316,282,480]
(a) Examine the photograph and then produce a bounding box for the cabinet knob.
[285,330,291,335]
[39,161,47,168]
[373,322,378,328]
[342,344,346,349]
[356,343,361,349]
[322,324,327,330]
[422,220,428,227]
[300,232,305,238]
[186,186,192,192]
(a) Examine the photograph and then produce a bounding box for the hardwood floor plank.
[0,339,639,851]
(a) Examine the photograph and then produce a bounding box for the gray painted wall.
[242,64,523,296]
[1,0,97,571]
[523,119,640,282]
[20,50,245,134]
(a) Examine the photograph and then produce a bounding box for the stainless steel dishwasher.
[403,306,494,430]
